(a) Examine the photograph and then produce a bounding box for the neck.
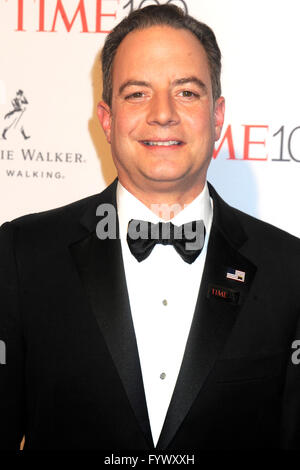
[118,177,206,220]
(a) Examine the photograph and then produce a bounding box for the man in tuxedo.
[1,4,300,451]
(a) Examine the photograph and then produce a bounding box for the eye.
[178,90,200,98]
[125,92,145,100]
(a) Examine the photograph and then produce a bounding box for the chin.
[142,166,187,182]
[142,174,188,188]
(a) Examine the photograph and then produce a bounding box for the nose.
[147,92,180,127]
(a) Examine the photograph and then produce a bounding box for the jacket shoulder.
[231,205,300,250]
[0,190,107,251]
[5,178,118,234]
[208,182,300,252]
[5,192,100,228]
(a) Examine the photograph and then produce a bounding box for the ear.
[214,96,225,141]
[97,101,112,144]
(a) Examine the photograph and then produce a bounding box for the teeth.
[143,140,181,146]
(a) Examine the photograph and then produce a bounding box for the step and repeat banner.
[1,0,300,237]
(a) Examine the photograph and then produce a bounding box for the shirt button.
[160,372,166,380]
[162,299,168,306]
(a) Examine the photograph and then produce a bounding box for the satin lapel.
[69,179,153,448]
[157,184,257,450]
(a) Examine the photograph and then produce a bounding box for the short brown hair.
[101,4,222,107]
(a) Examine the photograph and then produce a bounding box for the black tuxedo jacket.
[1,178,300,451]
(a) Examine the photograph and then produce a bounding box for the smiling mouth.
[141,140,184,147]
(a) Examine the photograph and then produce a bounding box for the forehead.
[112,25,211,91]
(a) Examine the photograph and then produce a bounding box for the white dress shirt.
[116,181,213,447]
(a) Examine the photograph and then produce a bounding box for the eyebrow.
[172,76,207,92]
[118,80,151,95]
[118,76,207,95]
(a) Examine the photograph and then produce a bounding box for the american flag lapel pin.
[226,267,246,283]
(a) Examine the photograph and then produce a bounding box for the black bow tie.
[127,219,206,264]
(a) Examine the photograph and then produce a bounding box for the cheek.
[112,107,142,139]
[183,109,214,140]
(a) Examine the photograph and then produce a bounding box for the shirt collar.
[116,180,213,238]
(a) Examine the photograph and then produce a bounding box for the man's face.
[98,25,225,196]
